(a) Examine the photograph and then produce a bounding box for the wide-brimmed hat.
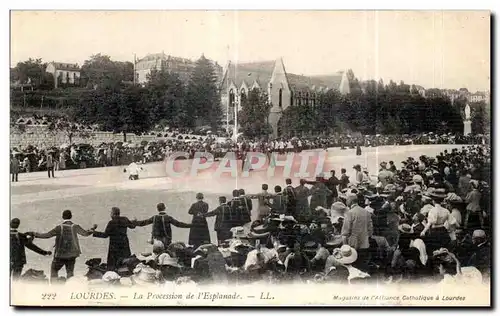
[227,239,254,253]
[445,193,463,203]
[398,223,413,234]
[102,271,121,283]
[136,252,156,263]
[157,253,182,268]
[332,245,358,265]
[353,164,361,170]
[427,188,447,200]
[412,174,424,183]
[132,266,158,285]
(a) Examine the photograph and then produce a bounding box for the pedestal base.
[463,120,472,136]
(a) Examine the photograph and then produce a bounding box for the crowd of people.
[10,131,488,179]
[11,144,491,288]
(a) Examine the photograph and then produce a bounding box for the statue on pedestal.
[465,104,471,120]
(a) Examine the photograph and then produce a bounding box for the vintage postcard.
[9,10,491,307]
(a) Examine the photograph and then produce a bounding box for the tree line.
[11,56,489,138]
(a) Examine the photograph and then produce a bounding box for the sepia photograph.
[9,9,491,307]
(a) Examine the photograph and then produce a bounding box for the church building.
[218,58,350,137]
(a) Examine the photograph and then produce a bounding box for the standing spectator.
[464,181,483,229]
[353,165,364,185]
[92,207,136,271]
[294,179,311,222]
[283,179,297,217]
[339,168,350,190]
[10,218,51,280]
[309,176,332,213]
[30,210,96,282]
[326,170,340,207]
[10,155,19,182]
[458,169,471,200]
[187,193,211,248]
[341,194,373,272]
[46,151,55,178]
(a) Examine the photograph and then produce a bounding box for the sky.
[10,10,490,91]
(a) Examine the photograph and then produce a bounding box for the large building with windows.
[219,58,350,137]
[134,53,223,85]
[46,62,81,89]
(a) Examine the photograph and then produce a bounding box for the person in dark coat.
[10,155,19,182]
[356,144,362,156]
[268,185,285,214]
[188,193,211,248]
[326,170,340,207]
[10,218,52,279]
[239,189,253,224]
[133,203,192,248]
[283,179,297,217]
[309,176,332,213]
[46,151,55,178]
[92,207,136,271]
[204,196,232,244]
[294,179,311,222]
[228,190,245,226]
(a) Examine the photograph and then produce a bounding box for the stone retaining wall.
[10,125,208,148]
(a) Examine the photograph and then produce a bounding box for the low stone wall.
[9,125,209,148]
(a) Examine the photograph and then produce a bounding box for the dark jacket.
[134,212,191,247]
[188,201,211,247]
[11,229,49,267]
[34,221,93,259]
[283,185,297,216]
[467,242,491,277]
[205,204,231,232]
[269,193,285,214]
[93,216,136,270]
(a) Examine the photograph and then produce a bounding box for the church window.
[279,89,283,107]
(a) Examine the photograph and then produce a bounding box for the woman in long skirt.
[188,193,211,248]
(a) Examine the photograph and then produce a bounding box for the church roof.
[287,72,344,92]
[223,61,276,90]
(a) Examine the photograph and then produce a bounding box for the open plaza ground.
[11,144,466,276]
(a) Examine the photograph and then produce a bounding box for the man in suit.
[29,210,96,281]
[10,218,52,280]
[341,194,373,272]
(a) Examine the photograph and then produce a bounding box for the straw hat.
[102,271,121,283]
[398,223,413,234]
[331,245,358,265]
[445,193,463,203]
[157,253,181,268]
[132,266,158,285]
